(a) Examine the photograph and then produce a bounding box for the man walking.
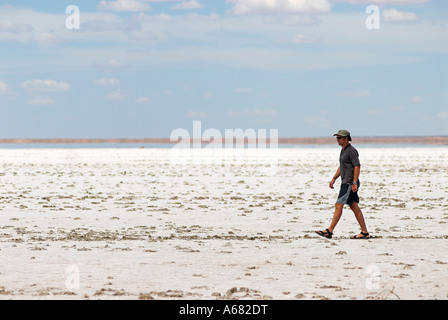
[316,130,370,239]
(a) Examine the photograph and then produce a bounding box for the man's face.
[336,135,347,146]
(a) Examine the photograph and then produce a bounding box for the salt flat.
[0,147,447,299]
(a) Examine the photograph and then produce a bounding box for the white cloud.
[83,19,142,32]
[202,92,213,99]
[227,0,331,15]
[0,8,68,44]
[290,33,320,44]
[186,110,207,118]
[228,108,276,118]
[303,116,330,128]
[411,95,423,103]
[126,29,158,41]
[93,77,121,86]
[334,0,428,4]
[135,97,152,103]
[104,90,126,100]
[93,59,124,73]
[383,9,418,23]
[0,81,14,96]
[263,15,321,26]
[22,80,70,92]
[0,20,33,33]
[98,0,152,12]
[1,3,445,75]
[437,112,448,121]
[338,89,370,98]
[30,32,61,43]
[172,0,204,10]
[251,108,276,117]
[367,109,382,115]
[28,95,55,106]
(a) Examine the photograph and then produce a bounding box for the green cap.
[333,129,351,137]
[333,129,352,141]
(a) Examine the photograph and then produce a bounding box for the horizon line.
[1,136,448,145]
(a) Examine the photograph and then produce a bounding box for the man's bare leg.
[327,202,344,233]
[350,202,369,238]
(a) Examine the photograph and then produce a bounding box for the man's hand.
[329,179,335,189]
[352,184,358,193]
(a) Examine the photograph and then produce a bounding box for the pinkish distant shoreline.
[1,136,447,145]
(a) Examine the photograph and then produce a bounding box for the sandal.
[351,231,370,239]
[316,229,333,239]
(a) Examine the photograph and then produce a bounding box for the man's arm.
[352,165,361,192]
[329,167,341,189]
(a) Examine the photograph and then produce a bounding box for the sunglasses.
[336,136,346,140]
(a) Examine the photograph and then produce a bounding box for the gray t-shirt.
[339,144,361,184]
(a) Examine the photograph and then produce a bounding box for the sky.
[0,0,447,139]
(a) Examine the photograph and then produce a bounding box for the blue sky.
[0,0,447,138]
